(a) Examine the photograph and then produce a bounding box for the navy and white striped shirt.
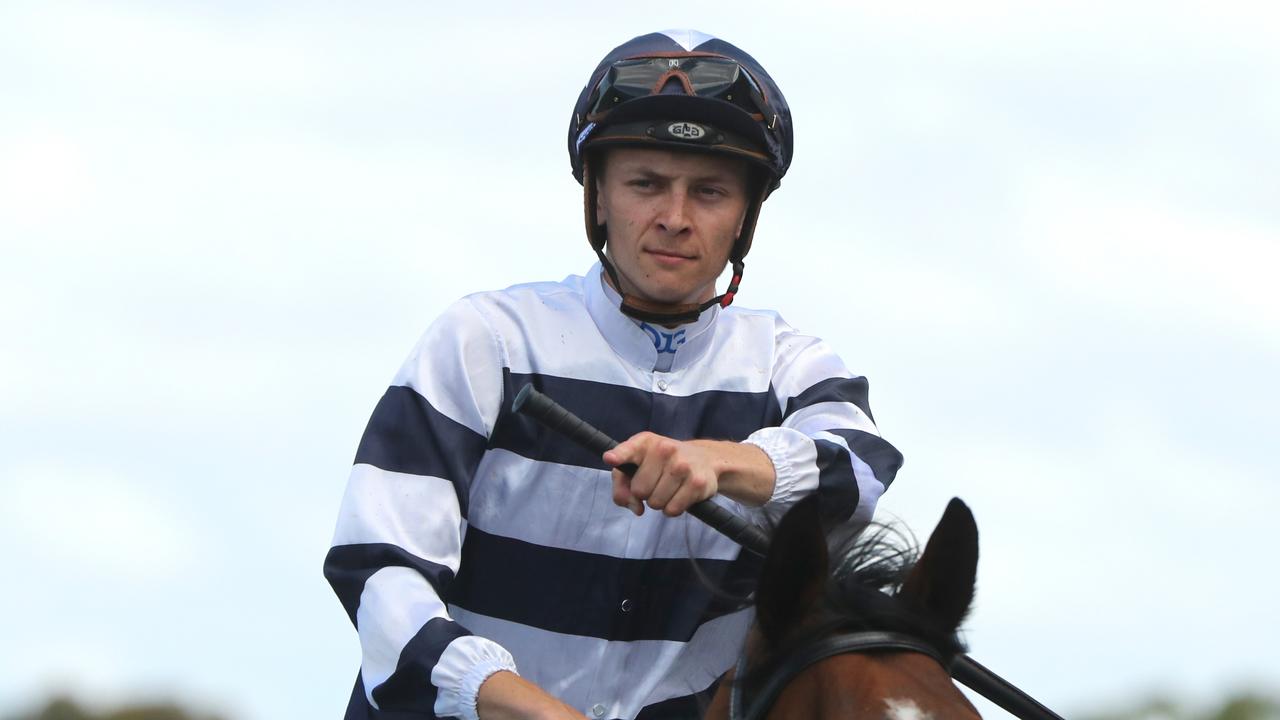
[325,264,903,720]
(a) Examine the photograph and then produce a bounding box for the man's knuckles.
[653,438,679,459]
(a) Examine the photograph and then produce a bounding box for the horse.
[703,495,982,720]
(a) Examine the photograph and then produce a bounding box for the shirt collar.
[583,262,720,372]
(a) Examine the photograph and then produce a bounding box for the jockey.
[325,30,903,720]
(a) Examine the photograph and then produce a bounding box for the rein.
[513,385,1065,720]
[729,631,944,720]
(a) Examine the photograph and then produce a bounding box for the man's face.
[596,147,752,308]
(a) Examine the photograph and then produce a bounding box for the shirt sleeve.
[741,319,903,526]
[323,298,519,720]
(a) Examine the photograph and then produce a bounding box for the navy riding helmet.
[568,30,794,324]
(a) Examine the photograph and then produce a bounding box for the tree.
[4,696,227,720]
[1079,692,1280,720]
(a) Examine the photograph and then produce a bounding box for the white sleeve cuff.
[743,426,819,509]
[431,635,519,720]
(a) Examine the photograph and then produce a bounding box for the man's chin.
[611,270,714,308]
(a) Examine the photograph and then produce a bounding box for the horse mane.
[827,520,968,656]
[740,518,970,688]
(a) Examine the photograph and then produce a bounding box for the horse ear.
[898,498,978,633]
[755,495,829,646]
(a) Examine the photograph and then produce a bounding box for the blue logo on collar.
[640,323,687,354]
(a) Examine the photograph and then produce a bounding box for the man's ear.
[595,177,608,226]
[590,151,610,227]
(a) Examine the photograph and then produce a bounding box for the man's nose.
[656,192,692,235]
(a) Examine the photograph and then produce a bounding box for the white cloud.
[1018,170,1280,350]
[0,130,94,226]
[1,461,207,582]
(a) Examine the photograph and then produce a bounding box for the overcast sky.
[2,2,1277,719]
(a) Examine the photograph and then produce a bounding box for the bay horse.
[704,496,982,720]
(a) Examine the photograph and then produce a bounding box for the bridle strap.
[729,631,945,720]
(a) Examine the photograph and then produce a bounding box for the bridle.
[728,630,947,720]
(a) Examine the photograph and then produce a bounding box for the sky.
[1,1,1277,718]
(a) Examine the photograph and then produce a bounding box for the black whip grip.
[512,384,770,556]
[512,383,638,475]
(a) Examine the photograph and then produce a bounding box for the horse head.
[705,496,982,719]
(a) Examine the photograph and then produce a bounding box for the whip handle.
[512,384,769,556]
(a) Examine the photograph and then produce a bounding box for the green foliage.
[17,697,90,720]
[1213,695,1280,720]
[1079,692,1280,720]
[4,695,227,720]
[1080,696,1182,720]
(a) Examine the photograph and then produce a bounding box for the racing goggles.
[587,56,778,129]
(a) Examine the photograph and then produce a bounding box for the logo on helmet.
[575,122,597,153]
[667,122,706,140]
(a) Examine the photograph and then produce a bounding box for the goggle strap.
[650,68,696,95]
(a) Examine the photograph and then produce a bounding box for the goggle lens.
[589,57,769,120]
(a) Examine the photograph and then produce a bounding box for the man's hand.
[604,433,776,517]
[476,671,587,720]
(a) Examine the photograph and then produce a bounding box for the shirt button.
[620,598,633,612]
[657,379,669,391]
[591,703,606,717]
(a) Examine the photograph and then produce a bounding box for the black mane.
[824,520,969,658]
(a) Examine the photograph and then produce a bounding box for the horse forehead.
[805,653,980,719]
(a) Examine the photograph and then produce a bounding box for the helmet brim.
[579,95,782,192]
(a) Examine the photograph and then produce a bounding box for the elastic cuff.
[461,659,517,720]
[743,434,797,505]
[432,638,518,720]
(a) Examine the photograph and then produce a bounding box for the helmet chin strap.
[594,248,744,325]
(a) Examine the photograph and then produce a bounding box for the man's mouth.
[645,248,695,263]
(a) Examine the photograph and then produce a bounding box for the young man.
[325,30,903,720]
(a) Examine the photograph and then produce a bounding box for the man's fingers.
[660,470,717,516]
[604,432,655,474]
[605,433,719,518]
[634,436,681,501]
[612,468,644,516]
[664,478,709,517]
[602,448,627,469]
[645,462,684,511]
[624,441,667,502]
[606,438,651,517]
